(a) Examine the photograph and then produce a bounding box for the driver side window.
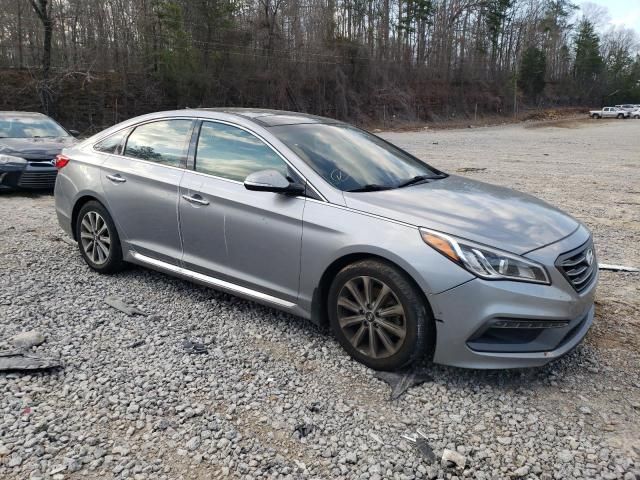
[195,122,289,182]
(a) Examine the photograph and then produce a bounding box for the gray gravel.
[1,118,639,479]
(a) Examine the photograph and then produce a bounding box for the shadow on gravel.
[0,190,54,198]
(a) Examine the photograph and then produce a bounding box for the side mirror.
[69,130,80,137]
[244,169,305,195]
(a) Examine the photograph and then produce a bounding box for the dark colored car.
[0,112,77,190]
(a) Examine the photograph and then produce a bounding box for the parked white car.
[589,107,630,119]
[630,109,640,119]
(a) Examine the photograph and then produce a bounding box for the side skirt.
[129,251,299,310]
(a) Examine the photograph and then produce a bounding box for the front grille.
[28,160,56,168]
[17,171,58,189]
[556,240,597,292]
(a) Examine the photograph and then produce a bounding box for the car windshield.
[0,116,69,139]
[270,123,444,192]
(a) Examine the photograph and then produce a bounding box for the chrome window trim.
[192,118,327,202]
[130,251,297,309]
[102,151,189,174]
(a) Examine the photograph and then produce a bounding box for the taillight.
[55,154,70,169]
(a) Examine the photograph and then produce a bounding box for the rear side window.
[195,122,288,182]
[94,130,128,154]
[124,120,193,167]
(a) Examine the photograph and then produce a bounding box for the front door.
[101,119,194,265]
[179,121,305,302]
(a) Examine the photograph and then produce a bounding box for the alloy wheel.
[337,276,407,359]
[79,211,111,265]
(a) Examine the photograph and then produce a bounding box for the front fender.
[298,200,474,315]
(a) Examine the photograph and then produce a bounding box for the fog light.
[492,319,570,329]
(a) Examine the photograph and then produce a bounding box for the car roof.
[0,111,51,119]
[191,108,344,127]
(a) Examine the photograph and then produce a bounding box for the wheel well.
[311,253,434,330]
[70,195,102,240]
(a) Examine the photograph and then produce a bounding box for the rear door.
[101,118,194,265]
[179,120,305,302]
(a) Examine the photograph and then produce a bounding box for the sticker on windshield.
[330,169,349,183]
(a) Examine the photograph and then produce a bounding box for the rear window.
[94,130,128,155]
[124,120,193,167]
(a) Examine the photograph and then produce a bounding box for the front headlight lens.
[420,228,550,284]
[0,154,26,165]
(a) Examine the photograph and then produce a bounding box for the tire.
[617,113,624,119]
[328,259,434,371]
[75,200,125,273]
[634,115,639,119]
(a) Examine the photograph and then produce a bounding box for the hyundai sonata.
[54,109,597,370]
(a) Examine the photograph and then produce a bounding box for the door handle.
[182,194,210,206]
[106,174,126,183]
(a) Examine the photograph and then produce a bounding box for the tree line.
[0,0,638,130]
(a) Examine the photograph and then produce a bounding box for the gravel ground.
[1,118,639,480]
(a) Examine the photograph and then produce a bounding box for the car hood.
[342,175,579,254]
[0,137,77,160]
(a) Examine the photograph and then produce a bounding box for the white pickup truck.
[589,107,630,119]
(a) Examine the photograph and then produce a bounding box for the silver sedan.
[54,109,597,370]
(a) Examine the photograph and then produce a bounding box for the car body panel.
[297,199,476,314]
[54,148,110,237]
[343,175,579,255]
[179,171,305,302]
[101,154,185,266]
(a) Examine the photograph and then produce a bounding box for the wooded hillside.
[0,0,639,131]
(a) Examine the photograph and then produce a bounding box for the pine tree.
[519,46,546,100]
[574,19,603,83]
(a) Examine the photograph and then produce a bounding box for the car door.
[179,120,305,302]
[603,108,614,118]
[101,118,194,265]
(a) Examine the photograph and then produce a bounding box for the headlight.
[0,154,26,165]
[420,228,550,284]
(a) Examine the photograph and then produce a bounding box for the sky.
[578,0,640,35]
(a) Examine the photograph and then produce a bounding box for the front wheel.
[328,259,434,371]
[75,201,125,273]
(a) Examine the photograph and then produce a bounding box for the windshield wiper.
[346,184,394,193]
[396,175,435,188]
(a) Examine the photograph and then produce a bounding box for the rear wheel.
[328,259,434,371]
[617,113,624,119]
[76,201,125,273]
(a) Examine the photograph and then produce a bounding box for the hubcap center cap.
[365,311,375,322]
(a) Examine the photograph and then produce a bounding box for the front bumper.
[0,162,58,190]
[429,225,597,369]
